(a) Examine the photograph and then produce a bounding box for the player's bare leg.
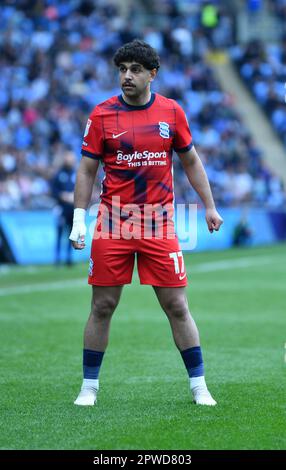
[84,285,123,351]
[154,286,216,406]
[74,285,123,406]
[154,286,199,350]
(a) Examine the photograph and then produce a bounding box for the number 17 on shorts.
[169,251,187,282]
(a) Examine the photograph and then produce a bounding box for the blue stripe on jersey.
[81,149,102,160]
[158,182,172,193]
[174,142,193,153]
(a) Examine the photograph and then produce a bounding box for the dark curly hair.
[113,39,160,70]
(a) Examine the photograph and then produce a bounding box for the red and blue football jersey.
[81,92,192,208]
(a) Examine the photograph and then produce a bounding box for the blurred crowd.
[233,37,286,150]
[0,0,285,211]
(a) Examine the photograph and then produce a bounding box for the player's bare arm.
[178,145,223,233]
[69,157,100,250]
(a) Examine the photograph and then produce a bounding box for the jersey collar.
[118,92,156,110]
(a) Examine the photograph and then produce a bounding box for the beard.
[122,84,137,94]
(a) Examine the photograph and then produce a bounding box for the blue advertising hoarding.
[0,207,284,265]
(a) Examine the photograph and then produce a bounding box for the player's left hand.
[205,208,223,233]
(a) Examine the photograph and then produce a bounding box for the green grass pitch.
[0,243,285,450]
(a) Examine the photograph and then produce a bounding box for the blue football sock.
[83,349,105,379]
[180,346,204,378]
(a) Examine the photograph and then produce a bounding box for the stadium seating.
[232,37,286,149]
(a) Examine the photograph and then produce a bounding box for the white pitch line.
[0,265,56,275]
[0,255,284,297]
[0,278,87,296]
[191,256,281,273]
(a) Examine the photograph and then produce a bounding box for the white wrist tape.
[73,208,86,223]
[69,208,87,242]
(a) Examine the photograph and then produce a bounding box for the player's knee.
[92,296,118,319]
[162,298,189,320]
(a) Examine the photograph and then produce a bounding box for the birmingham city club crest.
[159,122,170,139]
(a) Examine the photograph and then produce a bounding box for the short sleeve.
[81,107,103,160]
[173,102,193,153]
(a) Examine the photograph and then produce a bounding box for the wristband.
[73,208,86,222]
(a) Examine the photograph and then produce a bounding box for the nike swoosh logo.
[112,131,128,139]
[179,273,186,280]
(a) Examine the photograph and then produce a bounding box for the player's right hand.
[69,208,87,250]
